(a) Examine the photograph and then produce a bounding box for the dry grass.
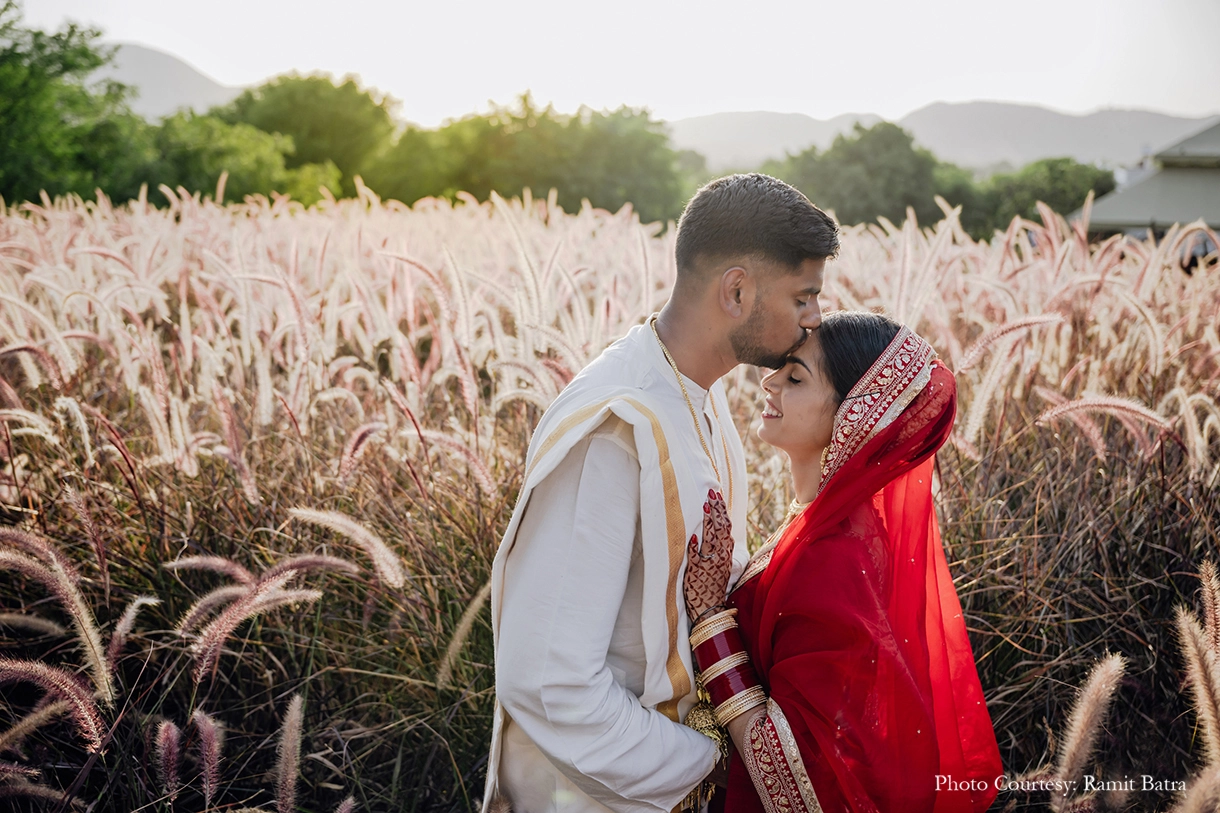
[0,185,1217,810]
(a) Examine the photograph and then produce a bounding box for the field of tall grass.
[0,180,1218,812]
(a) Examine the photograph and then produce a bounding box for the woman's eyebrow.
[788,357,812,374]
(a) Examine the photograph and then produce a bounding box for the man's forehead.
[791,257,826,289]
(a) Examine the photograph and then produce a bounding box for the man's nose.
[800,300,823,330]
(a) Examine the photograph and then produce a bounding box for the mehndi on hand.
[683,489,733,625]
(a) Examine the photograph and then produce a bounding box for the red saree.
[722,334,1001,813]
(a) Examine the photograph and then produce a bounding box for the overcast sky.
[24,0,1220,126]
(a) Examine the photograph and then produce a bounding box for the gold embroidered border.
[767,698,823,813]
[819,327,935,492]
[742,703,823,813]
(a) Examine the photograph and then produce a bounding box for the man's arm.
[496,424,717,811]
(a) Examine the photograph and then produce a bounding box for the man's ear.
[720,266,750,318]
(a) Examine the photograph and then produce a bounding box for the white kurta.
[485,320,750,813]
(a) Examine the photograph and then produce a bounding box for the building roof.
[1082,167,1220,231]
[1156,120,1220,167]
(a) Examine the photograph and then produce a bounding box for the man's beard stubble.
[728,301,803,370]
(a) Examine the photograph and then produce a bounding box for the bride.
[683,311,1002,813]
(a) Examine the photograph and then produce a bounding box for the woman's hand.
[684,490,733,625]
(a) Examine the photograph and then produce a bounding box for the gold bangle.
[699,651,750,683]
[690,608,738,648]
[714,686,766,727]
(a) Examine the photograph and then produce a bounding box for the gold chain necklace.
[648,315,734,513]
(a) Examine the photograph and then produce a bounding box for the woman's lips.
[761,398,782,419]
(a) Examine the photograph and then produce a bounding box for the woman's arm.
[683,498,822,813]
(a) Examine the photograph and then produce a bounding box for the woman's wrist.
[689,607,766,726]
[693,603,728,626]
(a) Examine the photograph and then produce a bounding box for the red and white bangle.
[690,609,765,725]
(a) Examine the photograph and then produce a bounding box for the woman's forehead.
[791,330,823,367]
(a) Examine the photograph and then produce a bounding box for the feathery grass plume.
[155,719,182,801]
[0,409,60,444]
[1202,561,1220,655]
[1059,794,1098,813]
[275,694,304,813]
[0,777,84,808]
[62,484,107,599]
[0,699,70,755]
[956,312,1063,373]
[1171,765,1220,813]
[436,578,492,690]
[337,421,387,487]
[0,547,113,704]
[1051,653,1126,810]
[486,792,513,813]
[0,612,65,636]
[0,343,63,389]
[213,388,260,503]
[419,430,496,494]
[0,658,104,752]
[0,526,79,580]
[163,555,256,585]
[963,342,1018,445]
[0,374,21,408]
[176,585,248,635]
[1037,396,1171,433]
[53,397,94,467]
[106,596,159,673]
[191,710,223,809]
[0,760,38,778]
[1177,608,1220,764]
[287,507,406,589]
[190,574,294,684]
[263,554,360,580]
[333,796,356,813]
[251,588,323,614]
[1034,387,1107,462]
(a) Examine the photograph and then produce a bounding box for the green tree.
[216,73,395,196]
[982,157,1116,233]
[768,122,949,227]
[143,112,340,204]
[0,0,154,203]
[365,95,687,223]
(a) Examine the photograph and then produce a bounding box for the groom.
[484,174,839,813]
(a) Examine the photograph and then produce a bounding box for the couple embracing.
[482,174,1002,813]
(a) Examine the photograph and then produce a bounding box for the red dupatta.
[725,329,1001,813]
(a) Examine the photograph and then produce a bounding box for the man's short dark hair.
[675,173,839,282]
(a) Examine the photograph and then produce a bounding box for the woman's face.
[757,333,840,459]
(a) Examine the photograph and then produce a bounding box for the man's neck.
[654,304,735,390]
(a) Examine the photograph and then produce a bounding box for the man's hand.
[683,489,733,624]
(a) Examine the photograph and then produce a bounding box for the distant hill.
[899,101,1219,172]
[100,44,1219,174]
[666,112,882,171]
[670,104,1219,172]
[97,43,242,119]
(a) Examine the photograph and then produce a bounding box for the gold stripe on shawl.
[524,396,691,721]
[524,400,615,482]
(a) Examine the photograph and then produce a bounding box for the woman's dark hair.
[814,311,902,403]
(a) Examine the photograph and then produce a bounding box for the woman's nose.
[761,370,779,394]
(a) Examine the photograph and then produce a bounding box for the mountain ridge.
[100,43,1220,174]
